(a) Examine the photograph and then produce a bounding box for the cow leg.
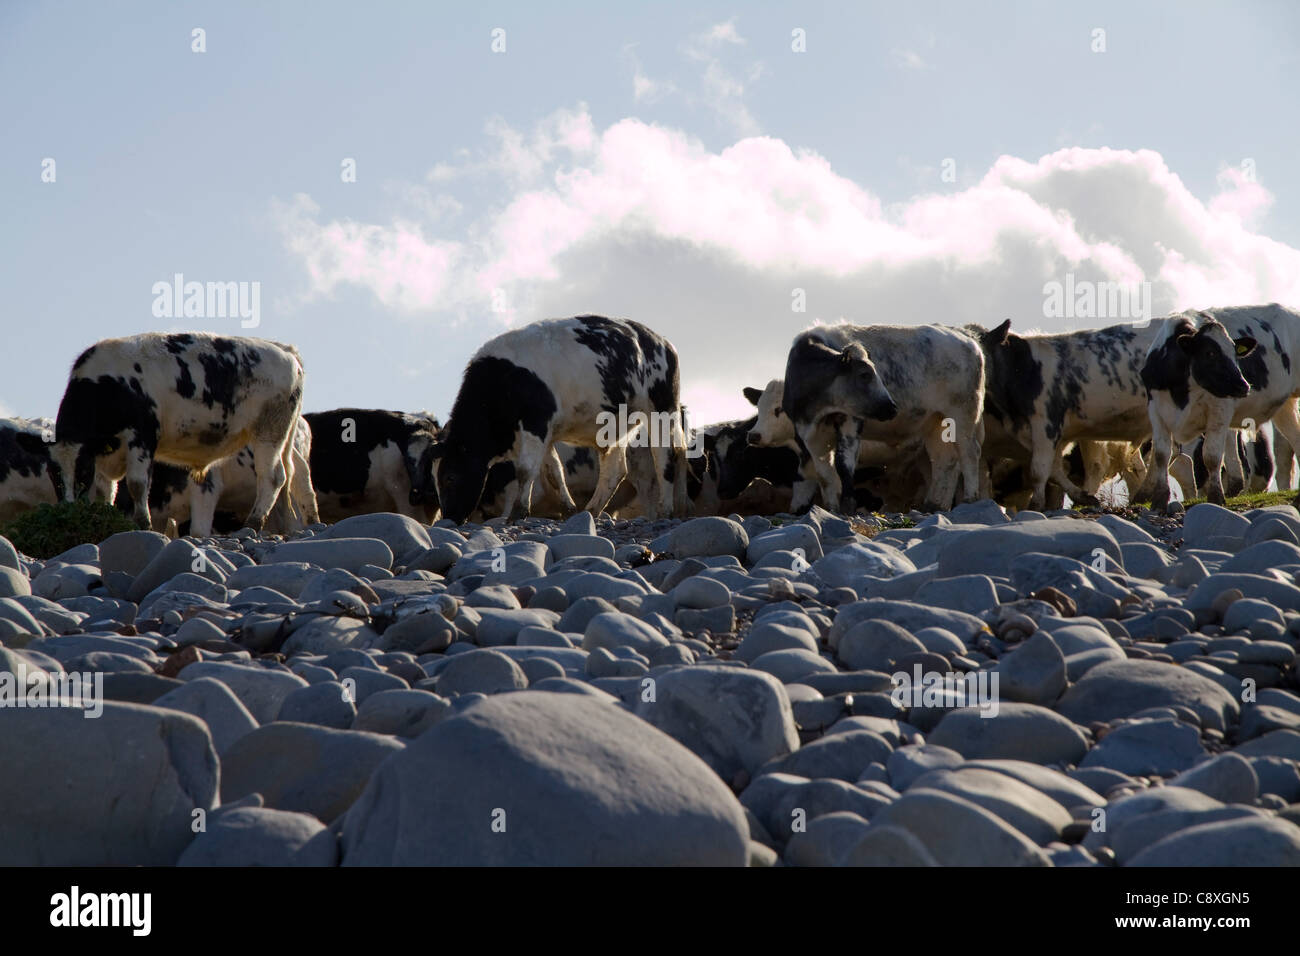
[543,445,578,515]
[290,449,319,527]
[245,439,290,530]
[1269,399,1300,502]
[1223,432,1247,498]
[1048,450,1093,505]
[584,444,629,517]
[919,435,954,512]
[1145,418,1176,512]
[507,434,549,521]
[798,421,841,512]
[943,411,983,506]
[124,446,154,530]
[834,425,861,514]
[1168,453,1197,500]
[648,442,673,520]
[1026,436,1055,513]
[188,469,221,538]
[790,475,818,513]
[1273,406,1297,490]
[266,442,301,532]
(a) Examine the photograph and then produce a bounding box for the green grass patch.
[0,501,141,560]
[1181,489,1297,512]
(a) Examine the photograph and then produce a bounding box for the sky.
[4,0,1300,426]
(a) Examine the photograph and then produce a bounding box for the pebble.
[0,495,1294,869]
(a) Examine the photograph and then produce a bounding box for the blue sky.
[4,0,1300,424]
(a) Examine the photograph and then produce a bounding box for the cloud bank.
[273,107,1300,423]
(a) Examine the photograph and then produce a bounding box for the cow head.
[1180,319,1255,399]
[403,415,443,515]
[711,420,757,499]
[831,342,899,422]
[428,436,491,525]
[14,429,98,502]
[745,379,796,447]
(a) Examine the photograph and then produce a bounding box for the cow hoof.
[507,506,528,523]
[1208,490,1226,506]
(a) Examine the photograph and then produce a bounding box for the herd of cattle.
[3,306,1299,537]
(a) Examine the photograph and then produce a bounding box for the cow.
[1137,305,1300,510]
[0,418,116,523]
[968,319,1160,511]
[430,316,688,524]
[28,332,307,531]
[777,324,983,513]
[304,408,442,523]
[114,416,319,536]
[742,379,933,512]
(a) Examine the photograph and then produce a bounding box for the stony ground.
[2,498,1300,866]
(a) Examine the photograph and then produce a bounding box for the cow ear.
[1176,334,1197,355]
[1234,337,1257,358]
[841,342,868,364]
[742,387,762,406]
[992,318,1012,344]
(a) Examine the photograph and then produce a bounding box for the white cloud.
[891,48,931,70]
[682,20,761,136]
[273,107,1300,423]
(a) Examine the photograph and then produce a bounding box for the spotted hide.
[431,316,688,523]
[305,408,442,523]
[34,332,306,531]
[1136,306,1300,509]
[968,319,1159,511]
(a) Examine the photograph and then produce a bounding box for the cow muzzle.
[874,400,899,421]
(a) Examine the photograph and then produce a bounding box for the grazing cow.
[968,319,1159,511]
[304,408,442,523]
[0,418,116,523]
[116,416,319,536]
[431,316,687,523]
[28,333,306,531]
[743,380,932,512]
[779,324,982,513]
[1138,305,1300,509]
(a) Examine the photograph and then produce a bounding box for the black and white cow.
[1138,305,1300,509]
[778,325,982,513]
[431,315,687,523]
[304,408,442,523]
[968,320,1159,511]
[29,333,307,531]
[0,418,116,523]
[115,416,319,536]
[743,378,932,512]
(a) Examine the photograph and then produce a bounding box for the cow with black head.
[1137,308,1292,509]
